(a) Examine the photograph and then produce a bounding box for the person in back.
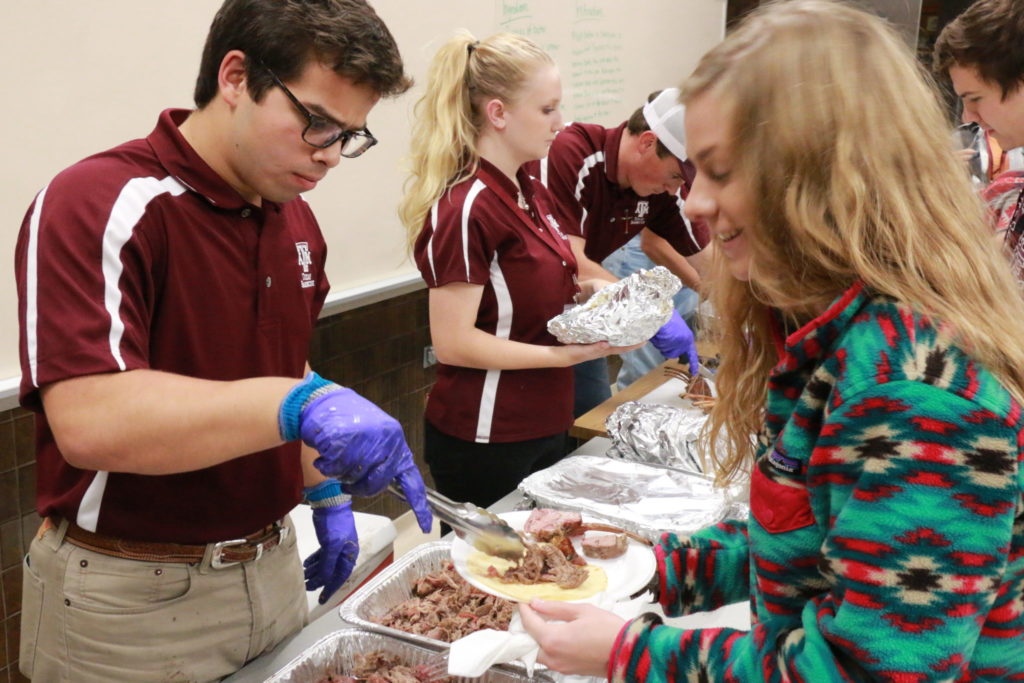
[526,89,710,415]
[399,32,637,509]
[934,0,1024,283]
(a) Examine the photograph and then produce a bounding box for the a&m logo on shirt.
[545,214,569,241]
[295,242,315,289]
[635,200,650,221]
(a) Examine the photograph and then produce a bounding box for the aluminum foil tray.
[266,627,552,682]
[340,541,498,649]
[518,455,749,541]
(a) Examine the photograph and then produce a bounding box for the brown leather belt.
[57,518,289,569]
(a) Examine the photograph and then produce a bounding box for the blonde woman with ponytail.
[400,32,634,508]
[520,2,1024,679]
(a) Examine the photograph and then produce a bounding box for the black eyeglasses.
[260,63,378,157]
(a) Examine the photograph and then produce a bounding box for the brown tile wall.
[0,287,433,681]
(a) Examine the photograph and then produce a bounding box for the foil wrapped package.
[605,401,709,475]
[548,266,682,345]
[518,455,748,542]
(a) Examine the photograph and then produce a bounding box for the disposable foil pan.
[341,541,508,649]
[518,455,749,541]
[266,627,551,682]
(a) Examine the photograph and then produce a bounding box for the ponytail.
[399,31,553,249]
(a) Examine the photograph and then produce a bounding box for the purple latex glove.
[299,387,432,533]
[649,310,698,373]
[304,497,358,604]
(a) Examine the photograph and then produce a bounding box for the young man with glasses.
[14,1,431,680]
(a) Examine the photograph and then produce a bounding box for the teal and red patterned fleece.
[610,282,1024,681]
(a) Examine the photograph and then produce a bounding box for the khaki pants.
[19,516,308,682]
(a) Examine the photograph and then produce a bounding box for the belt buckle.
[211,538,249,570]
[210,523,288,570]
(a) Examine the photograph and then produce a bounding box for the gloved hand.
[279,373,433,533]
[302,479,358,605]
[649,310,698,373]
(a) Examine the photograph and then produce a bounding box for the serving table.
[226,437,748,681]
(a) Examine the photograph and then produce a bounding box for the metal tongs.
[388,484,527,561]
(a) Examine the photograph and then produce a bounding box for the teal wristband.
[303,478,342,502]
[279,371,340,441]
[302,479,350,509]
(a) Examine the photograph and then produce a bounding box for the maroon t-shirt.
[15,109,330,543]
[525,122,708,262]
[414,159,579,443]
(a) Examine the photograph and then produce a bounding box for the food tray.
[341,541,503,649]
[266,627,552,682]
[518,455,749,541]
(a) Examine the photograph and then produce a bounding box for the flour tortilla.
[466,550,608,602]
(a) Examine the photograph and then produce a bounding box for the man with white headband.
[527,88,710,416]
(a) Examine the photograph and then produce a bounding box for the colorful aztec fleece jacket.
[610,282,1024,681]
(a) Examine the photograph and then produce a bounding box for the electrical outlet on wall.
[422,345,437,368]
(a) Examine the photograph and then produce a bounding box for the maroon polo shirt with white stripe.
[15,109,330,544]
[414,159,579,443]
[526,122,709,262]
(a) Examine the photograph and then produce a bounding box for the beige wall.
[0,0,727,384]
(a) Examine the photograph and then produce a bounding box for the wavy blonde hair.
[398,31,553,246]
[684,0,1024,484]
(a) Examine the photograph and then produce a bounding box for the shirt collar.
[147,108,275,211]
[476,157,520,198]
[772,281,867,370]
[603,123,626,188]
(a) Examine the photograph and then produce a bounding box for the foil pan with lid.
[547,266,681,346]
[518,455,748,542]
[266,627,551,683]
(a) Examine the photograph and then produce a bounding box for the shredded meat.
[316,651,450,683]
[376,562,514,642]
[495,541,589,590]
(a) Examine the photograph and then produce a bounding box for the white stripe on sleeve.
[25,185,48,388]
[102,176,187,370]
[426,200,439,285]
[675,192,700,251]
[461,180,486,282]
[573,151,604,237]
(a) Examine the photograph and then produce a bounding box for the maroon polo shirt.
[15,109,330,543]
[414,159,579,443]
[525,122,709,262]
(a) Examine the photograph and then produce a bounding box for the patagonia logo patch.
[768,448,802,474]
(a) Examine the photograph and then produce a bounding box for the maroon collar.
[603,122,626,188]
[475,158,576,264]
[146,109,275,211]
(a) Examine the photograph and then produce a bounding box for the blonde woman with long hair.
[520,2,1024,679]
[400,32,633,508]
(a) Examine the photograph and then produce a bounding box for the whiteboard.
[0,0,726,387]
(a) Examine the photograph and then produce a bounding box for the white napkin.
[446,593,654,679]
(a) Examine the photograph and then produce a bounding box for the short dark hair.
[933,0,1024,98]
[625,90,672,158]
[193,0,412,108]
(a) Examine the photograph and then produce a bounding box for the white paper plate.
[450,510,656,603]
